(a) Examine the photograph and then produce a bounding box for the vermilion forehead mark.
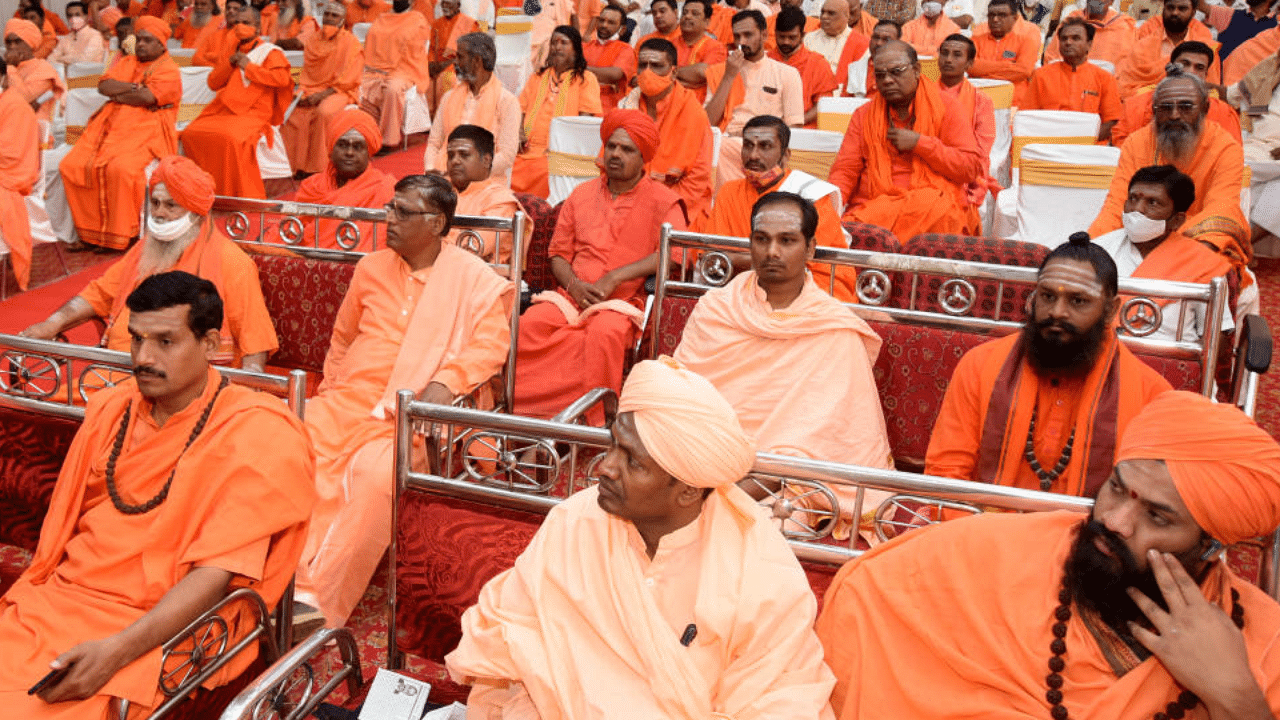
[1131,490,1138,499]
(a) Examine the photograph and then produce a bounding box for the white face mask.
[147,212,196,242]
[922,1,943,16]
[69,15,87,30]
[1122,211,1167,244]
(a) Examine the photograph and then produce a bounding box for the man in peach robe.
[358,2,431,150]
[828,41,985,238]
[513,111,684,421]
[1112,42,1241,147]
[770,7,838,127]
[618,37,714,224]
[345,0,390,26]
[60,17,179,251]
[2,18,65,122]
[969,0,1038,103]
[293,109,396,251]
[901,0,960,56]
[1116,0,1216,96]
[446,124,523,269]
[294,173,513,628]
[23,157,279,371]
[0,76,39,292]
[1023,18,1123,142]
[47,2,107,65]
[423,32,521,181]
[677,191,891,539]
[448,359,837,720]
[425,0,477,108]
[1042,1,1135,67]
[926,235,1172,495]
[281,1,363,176]
[584,4,636,112]
[820,391,1280,720]
[1224,27,1279,87]
[0,271,315,720]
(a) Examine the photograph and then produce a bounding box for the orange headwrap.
[134,15,172,44]
[4,19,42,49]
[617,357,756,489]
[149,155,217,216]
[325,108,382,153]
[600,109,660,164]
[1115,391,1280,545]
[99,6,123,30]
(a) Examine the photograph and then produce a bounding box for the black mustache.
[133,366,167,379]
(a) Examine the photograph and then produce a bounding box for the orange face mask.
[636,68,672,97]
[233,22,257,39]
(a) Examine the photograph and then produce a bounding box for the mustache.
[133,365,167,379]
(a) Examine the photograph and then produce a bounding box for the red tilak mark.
[1130,490,1138,499]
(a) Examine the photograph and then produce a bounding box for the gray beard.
[137,232,196,277]
[193,11,212,24]
[1156,120,1201,164]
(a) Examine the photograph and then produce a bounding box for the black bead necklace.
[104,376,228,515]
[1045,582,1245,720]
[1025,405,1076,491]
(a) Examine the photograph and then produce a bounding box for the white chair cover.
[787,128,843,182]
[816,95,870,134]
[845,54,870,97]
[64,87,110,142]
[177,65,215,130]
[66,61,106,81]
[352,22,372,43]
[494,15,533,96]
[1088,58,1115,74]
[257,126,293,180]
[403,86,432,140]
[167,38,182,49]
[283,50,305,67]
[992,109,1100,237]
[1013,143,1119,247]
[547,115,603,206]
[710,126,721,185]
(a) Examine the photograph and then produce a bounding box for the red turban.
[98,6,123,30]
[325,108,382,154]
[600,109,660,164]
[1116,391,1280,545]
[149,155,217,216]
[4,19,41,49]
[134,15,172,44]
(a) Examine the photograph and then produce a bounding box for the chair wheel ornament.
[743,475,839,541]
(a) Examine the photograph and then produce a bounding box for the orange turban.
[149,155,217,216]
[134,15,171,44]
[617,357,756,489]
[600,109,660,164]
[325,108,382,153]
[4,19,41,49]
[99,6,123,30]
[1116,391,1280,545]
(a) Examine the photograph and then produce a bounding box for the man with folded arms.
[280,1,364,178]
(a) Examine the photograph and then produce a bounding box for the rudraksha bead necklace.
[1025,405,1076,491]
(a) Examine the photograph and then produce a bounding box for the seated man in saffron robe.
[445,124,523,270]
[937,34,998,206]
[23,156,279,372]
[1023,17,1123,143]
[424,32,521,182]
[769,7,838,127]
[357,0,430,151]
[1113,41,1241,148]
[512,110,685,422]
[2,18,65,121]
[180,4,293,199]
[0,63,40,293]
[425,0,477,109]
[926,233,1172,496]
[1094,165,1234,344]
[819,390,1280,720]
[968,0,1038,103]
[192,0,245,66]
[173,0,222,51]
[828,39,985,238]
[293,173,513,630]
[1116,0,1216,97]
[805,0,851,76]
[676,191,890,540]
[1041,0,1135,67]
[292,109,396,251]
[669,0,727,103]
[448,358,838,720]
[280,1,364,177]
[583,4,636,112]
[0,270,315,719]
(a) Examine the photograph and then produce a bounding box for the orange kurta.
[297,245,512,626]
[180,39,293,199]
[940,79,998,204]
[583,37,637,112]
[901,13,961,56]
[428,12,478,65]
[970,20,1040,104]
[345,0,391,27]
[764,12,819,51]
[816,510,1280,720]
[1223,27,1280,87]
[175,17,220,49]
[60,53,181,250]
[769,44,839,127]
[0,86,40,291]
[1042,8,1135,66]
[423,76,522,179]
[0,369,315,719]
[698,169,856,302]
[33,18,58,58]
[6,57,65,122]
[618,82,715,225]
[924,331,1171,495]
[1023,60,1123,129]
[1111,91,1241,147]
[513,176,684,419]
[293,164,396,250]
[191,23,233,66]
[1116,19,1217,96]
[77,225,279,364]
[511,69,602,198]
[281,26,364,174]
[272,14,318,44]
[451,176,523,268]
[358,10,431,147]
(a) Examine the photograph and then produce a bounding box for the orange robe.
[0,369,314,720]
[451,176,523,268]
[15,9,71,36]
[1023,60,1123,131]
[618,83,714,225]
[834,27,871,96]
[0,86,39,291]
[940,78,998,204]
[672,32,726,102]
[192,23,234,66]
[175,17,220,50]
[673,271,891,537]
[293,164,396,250]
[345,0,391,27]
[970,21,1040,104]
[925,331,1171,495]
[5,57,65,122]
[513,176,684,420]
[828,76,984,238]
[707,2,737,44]
[423,76,522,180]
[180,38,293,199]
[511,69,602,198]
[78,225,279,364]
[34,18,58,58]
[358,11,431,147]
[446,486,837,720]
[764,13,819,51]
[1089,122,1250,269]
[1111,91,1241,148]
[281,26,364,174]
[271,14,318,44]
[816,510,1280,720]
[258,2,280,39]
[60,53,181,250]
[296,245,512,626]
[698,169,856,302]
[769,44,839,127]
[583,37,637,112]
[901,13,961,56]
[636,28,679,49]
[1223,27,1280,87]
[1042,8,1136,66]
[1116,19,1217,96]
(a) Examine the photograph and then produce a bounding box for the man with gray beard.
[21,156,278,373]
[423,31,521,181]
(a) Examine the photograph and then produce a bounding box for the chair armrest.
[551,388,618,426]
[216,627,364,720]
[1231,314,1272,417]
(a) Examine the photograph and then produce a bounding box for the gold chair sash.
[497,20,533,33]
[66,74,102,89]
[1020,159,1116,189]
[788,148,836,181]
[976,82,1013,110]
[817,111,852,134]
[1011,135,1095,168]
[545,149,600,177]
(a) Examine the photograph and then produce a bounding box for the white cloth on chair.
[403,86,432,138]
[494,14,533,96]
[177,65,215,130]
[352,22,372,43]
[1013,143,1119,248]
[546,115,603,206]
[992,109,1100,238]
[257,126,293,180]
[816,96,869,134]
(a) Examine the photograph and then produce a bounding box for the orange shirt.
[764,13,819,51]
[451,176,523,267]
[901,12,961,56]
[428,12,478,64]
[769,44,839,126]
[1116,18,1217,95]
[583,36,637,112]
[618,83,715,224]
[1023,60,1122,126]
[970,20,1039,101]
[1042,8,1135,66]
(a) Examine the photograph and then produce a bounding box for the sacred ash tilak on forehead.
[1038,261,1106,298]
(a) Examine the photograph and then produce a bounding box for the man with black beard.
[1116,0,1216,96]
[818,389,1280,720]
[926,233,1172,496]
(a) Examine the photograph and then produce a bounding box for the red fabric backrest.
[251,253,357,373]
[0,406,78,553]
[895,234,1048,318]
[516,193,560,294]
[842,222,903,254]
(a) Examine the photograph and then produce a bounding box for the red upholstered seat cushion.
[0,407,79,553]
[252,254,356,374]
[895,234,1048,318]
[1133,353,1203,393]
[515,193,560,294]
[842,222,902,254]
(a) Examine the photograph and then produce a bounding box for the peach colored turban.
[1116,391,1280,545]
[617,357,756,489]
[4,19,41,49]
[325,108,382,153]
[600,109,660,164]
[149,155,217,215]
[134,15,171,44]
[99,6,123,30]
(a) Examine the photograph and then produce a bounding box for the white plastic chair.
[1013,143,1119,247]
[352,22,372,43]
[546,115,603,206]
[816,96,870,134]
[494,14,533,97]
[991,109,1100,237]
[787,128,843,182]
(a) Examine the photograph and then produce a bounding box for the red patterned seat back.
[516,193,560,293]
[842,222,903,254]
[1133,353,1203,393]
[651,294,700,358]
[894,235,1048,319]
[0,407,77,555]
[251,253,357,373]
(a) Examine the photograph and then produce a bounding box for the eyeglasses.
[384,202,439,218]
[873,64,914,81]
[1153,101,1198,114]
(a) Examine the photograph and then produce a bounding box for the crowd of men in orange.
[2,0,1280,714]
